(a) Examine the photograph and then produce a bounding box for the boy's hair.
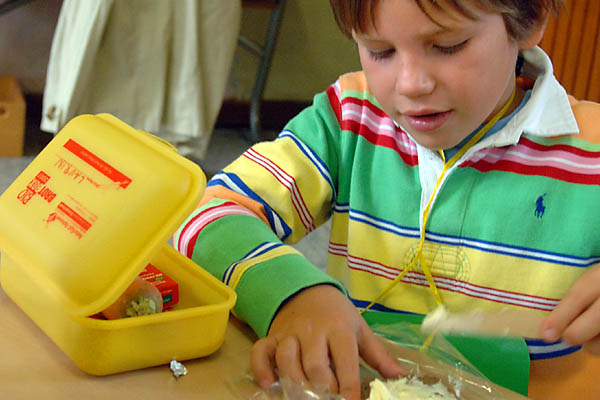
[329,0,564,42]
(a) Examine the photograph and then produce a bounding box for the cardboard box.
[0,76,26,157]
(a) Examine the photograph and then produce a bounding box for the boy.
[175,0,600,398]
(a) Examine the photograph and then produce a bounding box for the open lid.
[0,114,206,317]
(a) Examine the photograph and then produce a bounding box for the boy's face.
[353,0,538,150]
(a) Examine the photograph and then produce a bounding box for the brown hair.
[329,0,564,41]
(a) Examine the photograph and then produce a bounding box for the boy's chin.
[395,120,466,151]
[407,133,460,152]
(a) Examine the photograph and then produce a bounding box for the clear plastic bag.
[368,322,528,399]
[242,321,529,399]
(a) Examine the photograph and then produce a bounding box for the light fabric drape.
[42,0,241,158]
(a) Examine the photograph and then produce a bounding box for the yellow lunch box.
[0,114,236,375]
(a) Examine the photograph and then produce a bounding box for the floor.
[0,115,330,270]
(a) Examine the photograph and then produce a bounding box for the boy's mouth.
[402,110,452,132]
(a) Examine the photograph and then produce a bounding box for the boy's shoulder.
[567,96,600,143]
[337,71,369,93]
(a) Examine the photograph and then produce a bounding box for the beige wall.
[234,0,361,102]
[0,0,62,94]
[0,0,360,102]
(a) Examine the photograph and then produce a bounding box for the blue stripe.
[351,297,424,315]
[223,242,283,285]
[425,231,600,268]
[528,345,581,360]
[344,207,421,238]
[333,203,599,268]
[279,129,336,206]
[208,172,292,241]
[334,203,349,213]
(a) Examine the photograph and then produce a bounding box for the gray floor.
[0,127,330,270]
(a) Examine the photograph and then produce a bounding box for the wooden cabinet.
[540,0,600,101]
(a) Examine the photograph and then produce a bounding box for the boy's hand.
[250,284,405,400]
[541,264,600,353]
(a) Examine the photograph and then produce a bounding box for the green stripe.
[344,135,421,225]
[339,88,382,109]
[235,254,345,337]
[173,198,228,250]
[185,202,345,336]
[190,212,282,281]
[525,133,600,152]
[430,167,600,256]
[284,92,342,195]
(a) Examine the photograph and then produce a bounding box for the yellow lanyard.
[361,84,517,314]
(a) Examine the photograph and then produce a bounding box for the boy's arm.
[175,83,404,399]
[174,191,344,337]
[174,88,345,335]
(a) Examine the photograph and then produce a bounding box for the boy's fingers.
[328,332,360,400]
[250,337,279,388]
[542,267,600,342]
[275,335,309,385]
[300,335,338,394]
[562,299,600,346]
[357,325,406,379]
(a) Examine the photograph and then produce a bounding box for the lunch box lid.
[0,114,206,317]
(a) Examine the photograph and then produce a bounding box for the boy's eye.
[434,39,469,55]
[368,48,395,61]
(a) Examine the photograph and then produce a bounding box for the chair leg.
[246,0,286,143]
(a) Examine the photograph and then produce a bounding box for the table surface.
[0,286,261,400]
[13,279,598,400]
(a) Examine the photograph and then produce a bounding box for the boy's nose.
[394,56,435,98]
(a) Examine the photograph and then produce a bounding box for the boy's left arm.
[542,264,600,353]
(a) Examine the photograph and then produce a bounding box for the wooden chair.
[238,0,286,142]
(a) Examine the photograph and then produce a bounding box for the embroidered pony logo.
[534,194,546,219]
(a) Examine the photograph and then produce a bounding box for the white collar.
[487,46,579,148]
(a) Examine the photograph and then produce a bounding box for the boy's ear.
[519,11,549,50]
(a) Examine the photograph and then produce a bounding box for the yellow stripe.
[225,137,333,242]
[327,236,584,314]
[228,246,303,290]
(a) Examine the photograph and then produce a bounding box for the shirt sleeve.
[174,85,346,337]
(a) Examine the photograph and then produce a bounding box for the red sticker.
[63,139,131,189]
[57,202,91,232]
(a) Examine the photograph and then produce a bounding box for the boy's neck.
[505,85,528,117]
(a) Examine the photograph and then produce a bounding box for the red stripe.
[57,202,91,232]
[333,86,419,166]
[341,96,389,119]
[329,242,558,309]
[326,86,341,125]
[399,276,554,311]
[245,150,314,231]
[341,119,419,166]
[184,215,223,258]
[178,202,237,256]
[520,136,600,158]
[63,139,131,189]
[463,159,600,185]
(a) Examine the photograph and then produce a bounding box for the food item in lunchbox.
[101,277,163,319]
[139,263,179,308]
[367,377,457,400]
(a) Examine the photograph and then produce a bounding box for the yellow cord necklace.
[361,83,518,314]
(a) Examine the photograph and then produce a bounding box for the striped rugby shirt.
[175,47,600,360]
